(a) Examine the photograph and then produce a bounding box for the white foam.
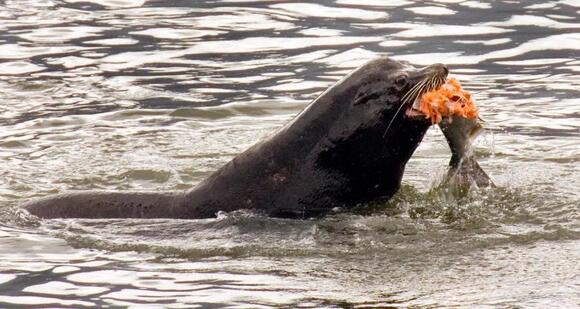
[270,3,387,20]
[299,28,345,37]
[46,56,95,69]
[63,0,145,8]
[24,281,109,296]
[336,0,412,7]
[379,40,414,47]
[263,81,330,92]
[316,48,378,69]
[20,26,104,43]
[131,28,226,40]
[406,6,456,15]
[52,266,81,273]
[395,25,511,37]
[0,274,16,284]
[460,1,491,9]
[85,38,138,45]
[0,296,94,306]
[525,3,557,9]
[0,61,44,75]
[456,38,512,45]
[486,15,580,28]
[98,36,382,71]
[495,58,572,66]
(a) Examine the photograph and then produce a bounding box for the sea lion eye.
[395,75,408,88]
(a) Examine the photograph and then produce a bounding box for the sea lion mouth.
[405,107,425,118]
[403,63,448,118]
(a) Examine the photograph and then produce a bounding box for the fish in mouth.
[439,116,495,188]
[401,63,495,188]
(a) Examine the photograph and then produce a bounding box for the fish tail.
[445,156,495,188]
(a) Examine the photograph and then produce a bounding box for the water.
[1,0,579,307]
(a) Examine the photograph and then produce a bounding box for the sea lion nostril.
[421,63,448,79]
[432,63,448,77]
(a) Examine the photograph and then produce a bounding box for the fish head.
[439,116,484,166]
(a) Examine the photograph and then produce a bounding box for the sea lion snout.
[422,63,449,80]
[402,62,450,108]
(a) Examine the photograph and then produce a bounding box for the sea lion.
[23,57,448,219]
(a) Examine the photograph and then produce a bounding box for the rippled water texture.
[1,0,579,308]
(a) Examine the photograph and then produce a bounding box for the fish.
[438,116,495,188]
[403,69,495,189]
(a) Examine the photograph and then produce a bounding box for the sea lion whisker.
[402,82,423,103]
[385,78,430,138]
[413,79,430,99]
[424,79,432,93]
[429,78,437,91]
[406,77,427,96]
[382,100,408,138]
[402,90,417,104]
[427,76,437,91]
[405,75,440,107]
[403,79,427,104]
[429,76,438,89]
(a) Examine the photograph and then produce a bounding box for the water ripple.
[0,0,579,307]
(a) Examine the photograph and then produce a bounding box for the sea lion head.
[313,56,449,203]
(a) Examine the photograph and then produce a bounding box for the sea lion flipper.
[23,191,186,219]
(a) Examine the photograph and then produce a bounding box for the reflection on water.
[0,0,579,307]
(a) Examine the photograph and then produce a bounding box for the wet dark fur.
[24,57,439,219]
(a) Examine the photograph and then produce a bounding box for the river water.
[0,0,579,308]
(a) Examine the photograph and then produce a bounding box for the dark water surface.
[1,0,579,307]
